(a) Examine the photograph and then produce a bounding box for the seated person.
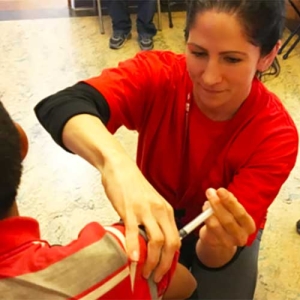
[0,102,197,299]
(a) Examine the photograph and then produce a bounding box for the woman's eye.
[192,52,207,58]
[224,57,242,64]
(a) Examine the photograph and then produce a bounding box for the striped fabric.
[0,217,177,299]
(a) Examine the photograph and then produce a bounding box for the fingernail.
[131,250,139,262]
[207,188,217,198]
[143,272,151,279]
[154,275,162,283]
[218,188,227,198]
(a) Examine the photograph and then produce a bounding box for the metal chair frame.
[279,0,300,59]
[95,0,162,34]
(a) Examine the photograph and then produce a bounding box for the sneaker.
[138,35,154,51]
[109,32,131,50]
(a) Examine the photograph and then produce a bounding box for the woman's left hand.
[200,187,256,249]
[196,187,256,267]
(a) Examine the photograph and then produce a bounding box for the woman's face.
[186,11,268,119]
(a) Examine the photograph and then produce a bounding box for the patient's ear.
[14,122,28,160]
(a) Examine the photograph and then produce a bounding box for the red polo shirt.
[85,50,298,244]
[0,216,177,299]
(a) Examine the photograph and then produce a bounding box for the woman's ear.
[257,40,282,72]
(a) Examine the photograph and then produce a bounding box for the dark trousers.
[108,0,157,37]
[180,230,263,299]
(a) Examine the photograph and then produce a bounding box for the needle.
[179,207,213,240]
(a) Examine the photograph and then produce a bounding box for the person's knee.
[164,263,197,300]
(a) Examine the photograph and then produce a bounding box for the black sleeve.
[34,82,110,152]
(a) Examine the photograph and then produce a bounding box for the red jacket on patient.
[0,217,178,299]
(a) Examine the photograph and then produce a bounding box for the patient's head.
[0,102,23,219]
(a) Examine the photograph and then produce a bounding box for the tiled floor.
[0,10,300,300]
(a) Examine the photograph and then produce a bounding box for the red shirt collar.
[0,216,40,256]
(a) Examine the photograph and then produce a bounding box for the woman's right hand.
[61,115,180,282]
[101,153,181,283]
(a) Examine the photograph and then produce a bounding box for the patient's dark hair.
[186,0,285,78]
[0,102,22,218]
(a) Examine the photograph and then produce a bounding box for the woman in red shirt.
[35,0,298,298]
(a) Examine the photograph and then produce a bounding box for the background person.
[108,0,157,50]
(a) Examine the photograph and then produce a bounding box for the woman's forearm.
[195,239,237,268]
[62,114,130,172]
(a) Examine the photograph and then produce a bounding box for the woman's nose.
[201,60,222,86]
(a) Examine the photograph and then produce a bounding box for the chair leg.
[157,0,162,31]
[96,0,105,34]
[283,36,300,59]
[279,0,300,58]
[278,23,300,54]
[167,0,173,28]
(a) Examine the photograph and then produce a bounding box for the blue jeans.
[108,0,157,37]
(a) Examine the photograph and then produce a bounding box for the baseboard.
[70,0,186,14]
